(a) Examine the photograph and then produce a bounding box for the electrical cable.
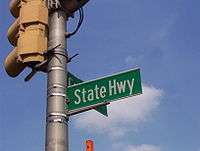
[67,7,84,38]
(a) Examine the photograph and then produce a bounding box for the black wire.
[67,7,84,38]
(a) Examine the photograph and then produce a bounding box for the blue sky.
[1,0,200,151]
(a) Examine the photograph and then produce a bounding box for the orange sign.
[86,140,94,151]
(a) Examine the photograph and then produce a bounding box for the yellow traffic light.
[4,48,26,77]
[4,0,48,77]
[9,0,20,18]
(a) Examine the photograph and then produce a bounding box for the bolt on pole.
[45,2,69,151]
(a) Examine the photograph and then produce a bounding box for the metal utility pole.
[45,1,68,151]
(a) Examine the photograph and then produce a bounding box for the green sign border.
[66,68,142,111]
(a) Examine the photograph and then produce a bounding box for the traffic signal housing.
[4,0,48,77]
[5,0,90,78]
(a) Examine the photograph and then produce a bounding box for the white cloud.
[125,55,144,66]
[73,84,163,138]
[125,56,138,65]
[111,143,161,151]
[127,144,161,151]
[148,12,178,48]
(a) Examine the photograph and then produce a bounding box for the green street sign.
[67,72,108,116]
[66,68,142,111]
[67,72,83,86]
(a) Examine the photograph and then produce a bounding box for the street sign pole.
[45,2,68,151]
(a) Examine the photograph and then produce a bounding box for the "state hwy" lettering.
[74,79,134,105]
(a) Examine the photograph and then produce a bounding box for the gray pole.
[45,4,68,151]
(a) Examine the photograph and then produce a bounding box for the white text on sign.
[74,79,135,104]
